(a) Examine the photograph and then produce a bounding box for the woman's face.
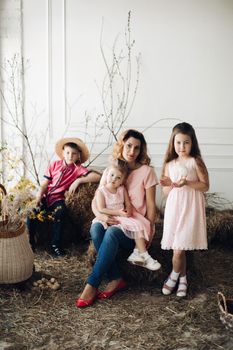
[122,137,141,164]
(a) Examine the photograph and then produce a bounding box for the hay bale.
[206,208,233,246]
[85,211,209,285]
[65,182,99,240]
[86,238,205,285]
[84,209,171,285]
[33,182,99,247]
[86,217,169,285]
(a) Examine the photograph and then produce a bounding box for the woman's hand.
[96,213,119,225]
[117,209,130,218]
[125,204,132,217]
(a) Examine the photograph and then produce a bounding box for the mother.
[76,129,159,308]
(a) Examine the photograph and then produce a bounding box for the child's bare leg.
[135,238,147,253]
[172,250,186,274]
[173,251,187,297]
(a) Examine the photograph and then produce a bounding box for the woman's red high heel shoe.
[97,279,126,299]
[76,295,96,308]
[76,290,99,308]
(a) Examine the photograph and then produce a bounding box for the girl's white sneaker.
[128,250,161,271]
[142,255,161,271]
[127,250,144,265]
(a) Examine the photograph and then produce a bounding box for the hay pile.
[205,192,233,245]
[0,245,233,350]
[65,182,99,240]
[206,208,233,246]
[1,185,233,349]
[33,182,99,247]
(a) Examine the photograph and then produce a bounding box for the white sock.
[179,275,187,284]
[177,275,187,297]
[166,270,180,288]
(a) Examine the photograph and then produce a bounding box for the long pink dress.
[93,165,158,241]
[161,157,207,250]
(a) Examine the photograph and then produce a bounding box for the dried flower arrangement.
[0,177,61,233]
[0,178,38,232]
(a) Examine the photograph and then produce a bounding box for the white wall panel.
[1,0,233,202]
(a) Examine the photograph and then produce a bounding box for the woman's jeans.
[87,223,135,288]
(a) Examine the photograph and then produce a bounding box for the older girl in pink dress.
[160,122,209,297]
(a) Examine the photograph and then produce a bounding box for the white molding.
[47,0,53,137]
[63,0,67,125]
[124,125,233,130]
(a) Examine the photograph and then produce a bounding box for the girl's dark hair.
[161,122,208,179]
[165,122,201,162]
[112,129,151,165]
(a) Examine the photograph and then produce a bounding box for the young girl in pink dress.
[160,122,209,297]
[94,161,161,271]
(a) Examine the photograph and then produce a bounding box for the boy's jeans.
[87,223,134,288]
[27,200,66,250]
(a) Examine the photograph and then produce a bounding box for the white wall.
[1,0,233,202]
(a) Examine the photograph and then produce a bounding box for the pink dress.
[93,165,158,241]
[161,157,207,250]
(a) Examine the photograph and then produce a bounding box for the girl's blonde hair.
[161,122,208,181]
[108,159,129,179]
[112,129,151,165]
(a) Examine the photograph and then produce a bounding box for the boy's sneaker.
[51,245,66,257]
[127,249,144,265]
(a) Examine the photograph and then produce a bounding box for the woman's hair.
[161,122,208,179]
[112,129,151,165]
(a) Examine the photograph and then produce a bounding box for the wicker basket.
[217,292,233,332]
[0,184,34,284]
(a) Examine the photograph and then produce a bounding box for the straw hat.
[55,137,89,163]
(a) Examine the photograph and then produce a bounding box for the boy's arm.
[36,179,50,204]
[69,171,101,194]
